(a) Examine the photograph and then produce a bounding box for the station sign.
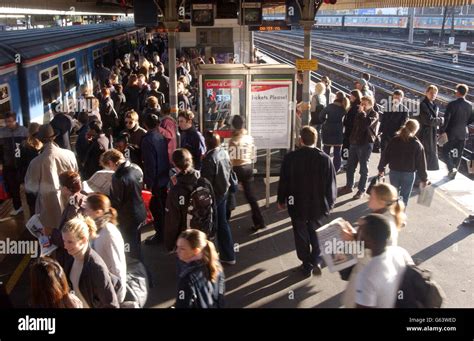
[192,3,214,27]
[241,2,263,26]
[295,59,318,71]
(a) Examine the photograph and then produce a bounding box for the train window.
[62,59,77,92]
[0,84,12,121]
[40,66,60,106]
[93,49,101,62]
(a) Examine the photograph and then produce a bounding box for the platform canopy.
[0,0,130,15]
[321,0,473,10]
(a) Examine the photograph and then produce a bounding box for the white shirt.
[70,258,90,308]
[92,222,127,303]
[355,246,413,308]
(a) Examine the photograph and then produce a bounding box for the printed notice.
[250,82,292,149]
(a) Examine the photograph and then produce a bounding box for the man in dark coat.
[105,149,147,261]
[277,126,337,277]
[417,85,443,170]
[379,89,409,153]
[0,112,28,215]
[82,120,109,180]
[141,114,170,244]
[439,84,474,179]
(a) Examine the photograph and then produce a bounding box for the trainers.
[220,259,236,265]
[10,207,23,216]
[353,190,364,200]
[448,169,458,180]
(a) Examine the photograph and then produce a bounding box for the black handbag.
[366,175,384,194]
[229,170,238,193]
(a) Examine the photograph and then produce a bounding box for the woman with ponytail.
[341,182,405,308]
[86,193,127,303]
[174,229,225,308]
[378,119,430,206]
[62,217,119,308]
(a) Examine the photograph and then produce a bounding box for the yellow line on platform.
[435,188,470,217]
[6,254,31,295]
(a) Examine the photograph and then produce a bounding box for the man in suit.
[439,84,474,179]
[277,126,337,277]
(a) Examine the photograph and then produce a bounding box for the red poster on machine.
[204,79,244,89]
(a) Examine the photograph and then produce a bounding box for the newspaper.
[316,218,359,273]
[417,184,435,207]
[83,170,114,194]
[25,214,57,257]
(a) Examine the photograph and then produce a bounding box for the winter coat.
[0,124,28,168]
[110,161,147,232]
[141,129,170,191]
[24,142,78,229]
[201,147,232,202]
[64,247,119,308]
[440,97,474,141]
[321,103,346,145]
[180,126,206,170]
[277,146,337,222]
[417,97,442,170]
[175,260,225,308]
[349,108,379,145]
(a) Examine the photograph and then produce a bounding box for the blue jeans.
[323,145,342,173]
[216,196,235,262]
[346,143,373,192]
[389,170,415,206]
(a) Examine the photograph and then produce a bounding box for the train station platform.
[1,150,473,308]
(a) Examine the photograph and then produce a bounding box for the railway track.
[255,36,473,168]
[310,31,474,68]
[270,31,474,87]
[255,32,474,106]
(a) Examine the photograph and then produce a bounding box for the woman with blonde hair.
[86,193,127,303]
[378,119,430,206]
[341,182,405,308]
[310,82,327,148]
[62,217,119,308]
[174,229,225,308]
[30,257,83,308]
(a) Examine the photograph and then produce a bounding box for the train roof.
[0,22,139,67]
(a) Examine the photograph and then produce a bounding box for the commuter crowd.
[0,36,473,309]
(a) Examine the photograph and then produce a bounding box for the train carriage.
[0,23,145,127]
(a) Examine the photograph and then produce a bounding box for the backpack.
[186,178,215,239]
[395,264,445,308]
